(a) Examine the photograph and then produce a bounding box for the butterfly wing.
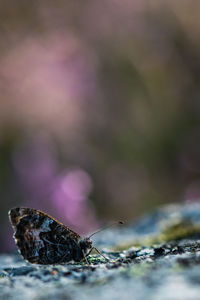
[9,207,81,264]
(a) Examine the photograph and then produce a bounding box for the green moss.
[76,255,107,265]
[112,219,200,251]
[88,255,107,264]
[158,220,200,242]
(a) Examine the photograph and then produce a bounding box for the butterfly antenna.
[88,221,124,238]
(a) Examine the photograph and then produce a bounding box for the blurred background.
[1,0,200,252]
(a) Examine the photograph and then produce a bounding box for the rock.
[1,203,200,299]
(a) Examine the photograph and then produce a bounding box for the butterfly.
[8,207,111,265]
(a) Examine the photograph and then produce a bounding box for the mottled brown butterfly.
[9,207,123,265]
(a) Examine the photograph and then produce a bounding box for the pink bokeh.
[13,135,98,235]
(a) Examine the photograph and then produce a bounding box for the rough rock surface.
[1,203,200,300]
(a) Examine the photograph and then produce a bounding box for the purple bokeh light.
[13,135,98,235]
[51,169,97,233]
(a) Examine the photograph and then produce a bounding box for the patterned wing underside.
[9,207,81,264]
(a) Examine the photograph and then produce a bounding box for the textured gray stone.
[1,203,200,300]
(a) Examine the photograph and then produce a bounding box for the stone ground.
[1,203,200,300]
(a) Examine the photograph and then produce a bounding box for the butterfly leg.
[92,247,109,261]
[82,250,89,265]
[81,247,109,264]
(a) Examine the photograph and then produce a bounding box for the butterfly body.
[9,207,92,264]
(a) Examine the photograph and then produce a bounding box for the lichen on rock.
[2,203,200,300]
